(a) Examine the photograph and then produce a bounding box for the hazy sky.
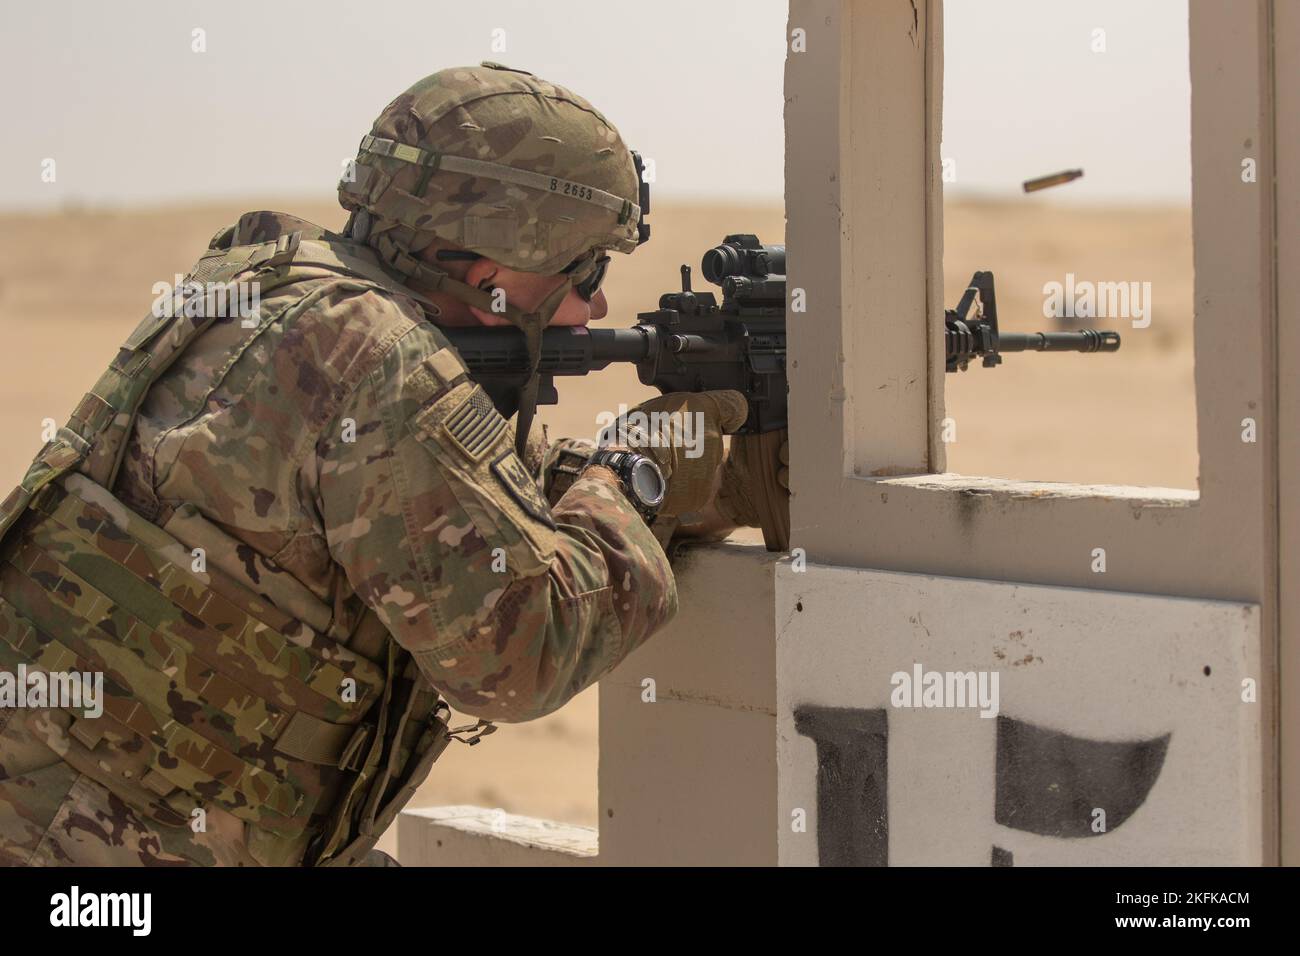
[0,0,1190,210]
[944,0,1190,204]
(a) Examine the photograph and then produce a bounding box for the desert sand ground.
[0,197,1195,851]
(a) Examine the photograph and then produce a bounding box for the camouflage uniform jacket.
[0,211,676,866]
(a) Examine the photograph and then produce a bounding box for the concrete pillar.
[1273,0,1300,863]
[779,0,1286,866]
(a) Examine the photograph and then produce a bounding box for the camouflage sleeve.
[317,314,677,722]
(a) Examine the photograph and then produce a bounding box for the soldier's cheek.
[546,291,596,327]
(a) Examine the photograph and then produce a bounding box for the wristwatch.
[582,448,666,522]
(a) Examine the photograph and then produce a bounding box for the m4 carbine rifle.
[441,233,1121,551]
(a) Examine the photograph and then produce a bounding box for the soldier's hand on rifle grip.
[716,430,791,552]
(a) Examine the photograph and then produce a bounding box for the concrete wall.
[596,540,778,865]
[777,565,1263,865]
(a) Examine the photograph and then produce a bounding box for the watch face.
[628,458,666,508]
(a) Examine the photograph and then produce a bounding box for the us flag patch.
[443,388,507,460]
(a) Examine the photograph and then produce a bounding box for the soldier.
[0,63,764,866]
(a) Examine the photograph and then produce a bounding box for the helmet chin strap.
[371,232,585,458]
[512,277,575,458]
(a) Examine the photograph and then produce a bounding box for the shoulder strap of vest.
[288,236,443,316]
[224,210,442,317]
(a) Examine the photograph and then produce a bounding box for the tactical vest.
[0,215,479,866]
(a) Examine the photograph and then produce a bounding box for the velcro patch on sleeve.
[443,388,507,461]
[424,348,466,388]
[492,450,556,529]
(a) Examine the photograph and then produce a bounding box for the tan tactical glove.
[608,390,748,519]
[715,435,788,526]
[715,431,791,551]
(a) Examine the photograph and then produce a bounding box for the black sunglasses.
[435,250,610,303]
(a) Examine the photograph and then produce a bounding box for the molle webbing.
[0,474,388,831]
[0,225,455,862]
[36,476,383,712]
[0,591,306,822]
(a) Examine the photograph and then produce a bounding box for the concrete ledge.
[398,806,597,866]
[875,472,1199,505]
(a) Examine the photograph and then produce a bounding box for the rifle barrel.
[997,330,1121,353]
[588,327,654,363]
[441,326,652,376]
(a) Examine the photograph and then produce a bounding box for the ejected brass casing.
[1023,169,1084,192]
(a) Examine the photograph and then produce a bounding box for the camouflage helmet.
[339,61,649,278]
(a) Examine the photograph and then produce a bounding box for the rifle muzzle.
[997,329,1122,353]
